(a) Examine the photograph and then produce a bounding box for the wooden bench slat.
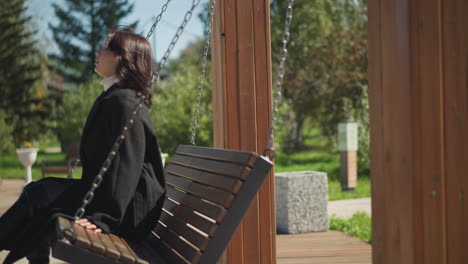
[163,198,218,236]
[84,227,106,255]
[170,155,251,179]
[166,186,227,222]
[166,173,234,208]
[57,217,121,260]
[109,234,137,264]
[56,218,89,251]
[154,224,202,264]
[52,237,123,264]
[98,230,122,260]
[56,217,150,264]
[147,234,189,264]
[176,145,257,167]
[159,210,210,251]
[73,223,91,249]
[166,164,243,193]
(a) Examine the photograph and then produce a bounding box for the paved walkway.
[328,197,371,219]
[0,179,371,263]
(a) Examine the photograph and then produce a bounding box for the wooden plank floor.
[277,231,372,264]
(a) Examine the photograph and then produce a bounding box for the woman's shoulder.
[102,85,151,120]
[104,86,140,109]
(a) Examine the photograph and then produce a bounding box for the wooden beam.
[367,0,468,263]
[212,0,275,263]
[442,0,468,263]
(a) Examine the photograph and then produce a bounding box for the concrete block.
[276,171,328,234]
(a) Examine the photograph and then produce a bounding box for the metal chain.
[190,0,216,145]
[62,0,208,241]
[66,158,81,179]
[146,0,172,40]
[265,0,295,160]
[153,0,202,86]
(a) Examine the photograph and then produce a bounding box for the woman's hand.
[76,218,102,233]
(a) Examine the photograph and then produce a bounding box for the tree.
[151,39,213,155]
[49,0,137,83]
[0,111,14,154]
[270,0,368,149]
[0,0,49,146]
[56,76,102,143]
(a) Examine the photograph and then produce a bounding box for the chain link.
[190,0,216,145]
[146,0,172,40]
[66,158,81,179]
[266,0,295,157]
[153,0,202,85]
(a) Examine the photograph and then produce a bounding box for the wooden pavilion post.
[369,0,468,263]
[211,0,276,263]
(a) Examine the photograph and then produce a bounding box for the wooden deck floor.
[277,231,372,264]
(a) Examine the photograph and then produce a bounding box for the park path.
[328,197,371,219]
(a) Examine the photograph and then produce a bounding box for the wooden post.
[339,151,357,190]
[369,0,468,263]
[212,0,276,263]
[338,121,358,190]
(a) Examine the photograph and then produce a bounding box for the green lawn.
[275,129,371,201]
[1,128,371,200]
[330,212,372,243]
[0,151,81,180]
[328,178,371,201]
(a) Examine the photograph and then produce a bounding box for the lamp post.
[338,121,358,191]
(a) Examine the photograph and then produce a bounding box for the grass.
[275,128,371,201]
[329,212,372,243]
[0,128,371,201]
[0,151,81,180]
[328,178,371,201]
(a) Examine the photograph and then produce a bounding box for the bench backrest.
[144,145,273,264]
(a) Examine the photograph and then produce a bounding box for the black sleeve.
[85,94,145,233]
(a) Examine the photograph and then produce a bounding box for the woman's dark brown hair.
[104,27,153,107]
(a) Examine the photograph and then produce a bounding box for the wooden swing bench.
[51,144,273,264]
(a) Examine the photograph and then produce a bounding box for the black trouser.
[0,178,79,264]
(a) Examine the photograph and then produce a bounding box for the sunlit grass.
[329,212,372,243]
[0,151,81,180]
[1,129,371,201]
[274,128,371,201]
[328,178,371,201]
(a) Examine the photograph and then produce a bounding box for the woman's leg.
[0,182,40,250]
[0,177,80,263]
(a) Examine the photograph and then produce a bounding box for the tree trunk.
[290,110,304,149]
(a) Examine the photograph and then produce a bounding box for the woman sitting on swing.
[0,27,166,264]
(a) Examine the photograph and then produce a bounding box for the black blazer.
[59,84,166,241]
